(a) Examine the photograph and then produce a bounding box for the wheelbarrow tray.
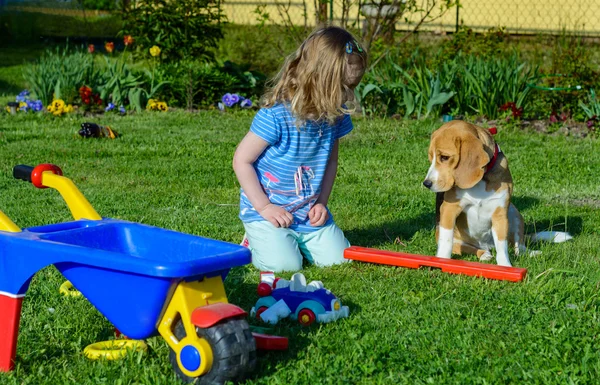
[0,218,251,339]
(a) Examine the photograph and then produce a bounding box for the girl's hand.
[259,204,294,228]
[309,203,329,227]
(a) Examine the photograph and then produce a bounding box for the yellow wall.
[222,0,600,35]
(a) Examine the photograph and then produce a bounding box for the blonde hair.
[262,26,368,125]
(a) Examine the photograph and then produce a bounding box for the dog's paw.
[479,251,493,261]
[497,260,512,267]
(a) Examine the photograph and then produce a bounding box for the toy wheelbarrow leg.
[0,293,24,372]
[0,209,33,372]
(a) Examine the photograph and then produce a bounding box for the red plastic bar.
[0,294,24,372]
[252,333,289,351]
[344,246,527,282]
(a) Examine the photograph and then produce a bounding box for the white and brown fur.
[423,121,570,267]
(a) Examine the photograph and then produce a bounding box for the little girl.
[233,26,367,272]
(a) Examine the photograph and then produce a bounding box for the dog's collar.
[485,143,501,173]
[485,127,500,173]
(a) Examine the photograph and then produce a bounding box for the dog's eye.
[439,155,450,162]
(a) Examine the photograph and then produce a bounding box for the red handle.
[31,164,63,189]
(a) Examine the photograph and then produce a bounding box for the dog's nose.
[423,180,433,189]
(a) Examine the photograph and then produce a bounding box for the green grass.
[1,10,121,41]
[0,111,599,384]
[0,44,47,101]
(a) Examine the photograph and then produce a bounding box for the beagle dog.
[422,121,522,267]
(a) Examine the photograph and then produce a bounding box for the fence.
[222,0,600,36]
[3,0,600,36]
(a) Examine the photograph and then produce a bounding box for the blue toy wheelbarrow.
[0,163,256,384]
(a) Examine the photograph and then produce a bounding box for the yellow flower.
[19,102,27,110]
[46,99,71,116]
[149,46,161,57]
[5,106,10,113]
[146,99,158,110]
[146,99,168,112]
[52,99,65,110]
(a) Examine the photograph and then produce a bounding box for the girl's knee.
[312,248,349,267]
[246,227,303,272]
[252,257,302,273]
[302,225,350,266]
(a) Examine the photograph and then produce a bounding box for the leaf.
[362,83,382,99]
[403,87,415,119]
[426,91,455,116]
[129,88,148,113]
[54,79,62,101]
[149,81,169,98]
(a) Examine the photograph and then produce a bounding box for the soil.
[478,117,595,139]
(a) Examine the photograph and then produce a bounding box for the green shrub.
[579,89,600,128]
[152,60,265,109]
[77,0,117,11]
[450,54,538,118]
[97,57,167,112]
[360,51,538,120]
[120,0,224,64]
[0,11,121,43]
[524,33,599,120]
[220,61,266,99]
[22,46,100,105]
[215,24,299,77]
[435,26,509,65]
[153,61,238,109]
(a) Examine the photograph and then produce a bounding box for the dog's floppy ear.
[428,129,441,161]
[453,133,490,189]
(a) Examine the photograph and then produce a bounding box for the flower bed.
[4,34,264,118]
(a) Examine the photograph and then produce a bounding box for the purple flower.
[222,93,235,107]
[587,119,596,128]
[119,106,126,114]
[231,94,241,104]
[105,103,115,112]
[29,100,43,112]
[240,98,253,108]
[16,90,31,103]
[25,99,42,112]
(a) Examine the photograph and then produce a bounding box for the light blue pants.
[243,221,350,272]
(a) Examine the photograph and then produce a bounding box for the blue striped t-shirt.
[239,103,353,233]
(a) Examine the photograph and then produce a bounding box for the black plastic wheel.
[169,317,257,385]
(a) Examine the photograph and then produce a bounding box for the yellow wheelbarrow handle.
[13,164,102,221]
[0,210,20,232]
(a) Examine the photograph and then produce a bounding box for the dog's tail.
[528,231,573,243]
[518,231,572,257]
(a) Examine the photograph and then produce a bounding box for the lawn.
[0,110,599,384]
